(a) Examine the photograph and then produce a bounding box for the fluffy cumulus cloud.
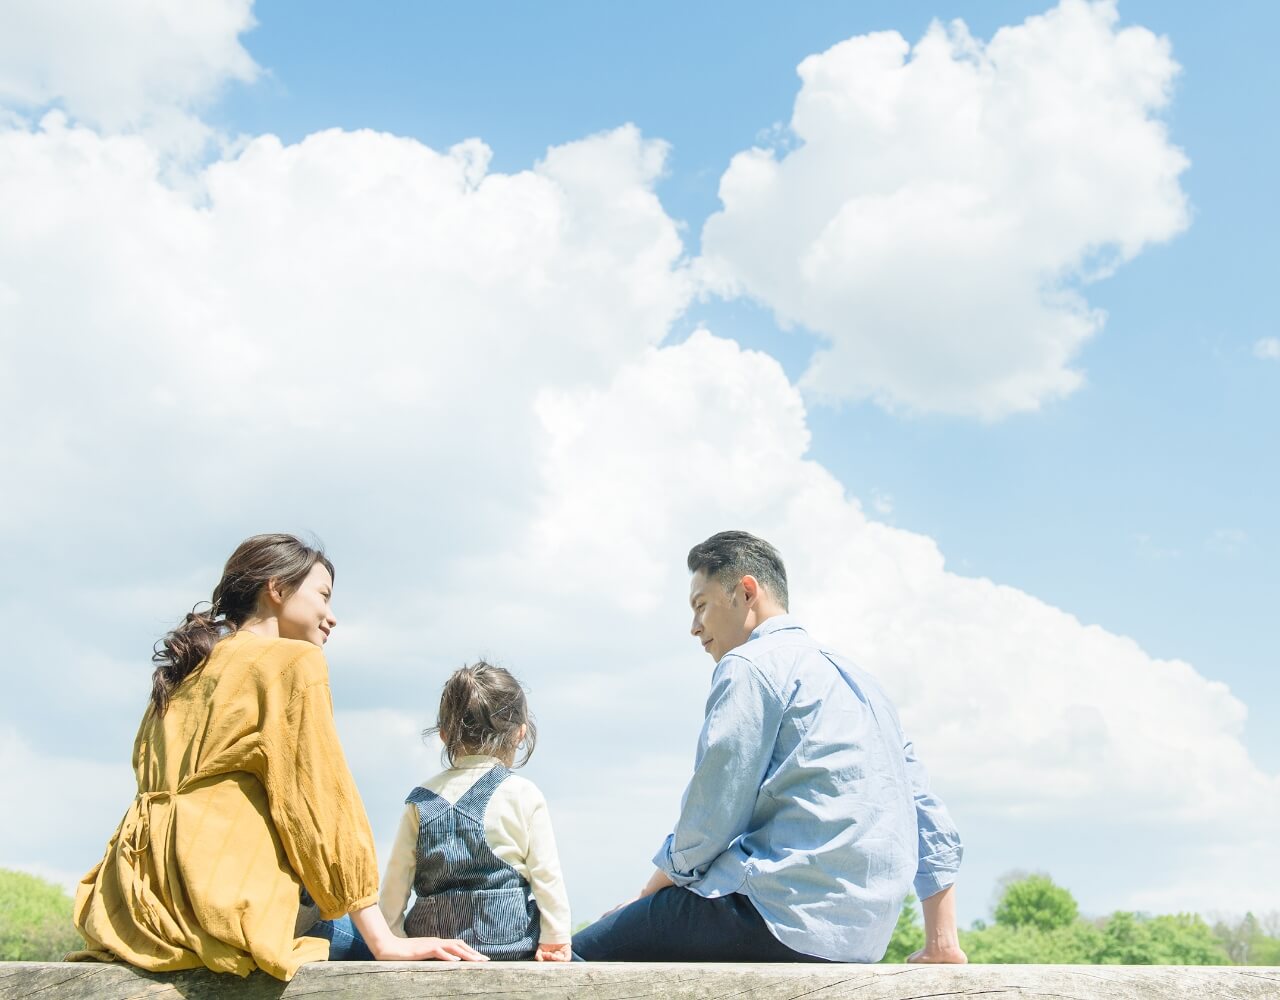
[1254,337,1280,361]
[699,0,1190,418]
[0,0,1271,924]
[481,332,1278,914]
[0,0,258,152]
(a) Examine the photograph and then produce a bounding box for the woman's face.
[276,562,336,646]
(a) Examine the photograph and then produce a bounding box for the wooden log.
[2,961,1279,1000]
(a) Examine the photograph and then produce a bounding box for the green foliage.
[881,895,924,962]
[1096,911,1228,965]
[960,873,1234,966]
[962,920,1104,964]
[1142,914,1230,965]
[0,868,83,961]
[994,873,1078,931]
[1213,912,1280,965]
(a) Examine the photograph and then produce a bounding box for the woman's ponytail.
[149,604,232,716]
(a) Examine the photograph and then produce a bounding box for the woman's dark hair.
[687,530,789,610]
[426,662,536,768]
[149,533,335,716]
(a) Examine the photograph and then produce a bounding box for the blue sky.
[0,0,1276,931]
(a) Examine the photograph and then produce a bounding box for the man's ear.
[741,575,760,604]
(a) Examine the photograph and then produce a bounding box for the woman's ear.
[265,577,286,608]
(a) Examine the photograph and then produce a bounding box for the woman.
[70,534,486,980]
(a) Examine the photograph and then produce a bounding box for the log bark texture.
[3,961,1279,999]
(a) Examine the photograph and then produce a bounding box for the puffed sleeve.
[258,647,380,919]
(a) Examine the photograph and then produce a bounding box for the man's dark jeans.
[572,886,830,962]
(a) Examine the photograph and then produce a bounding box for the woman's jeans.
[304,915,375,961]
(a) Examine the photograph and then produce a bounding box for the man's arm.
[908,884,967,964]
[902,737,967,964]
[649,656,784,894]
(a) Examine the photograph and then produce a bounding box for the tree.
[1100,911,1229,965]
[961,921,1104,964]
[881,895,924,962]
[1213,912,1280,966]
[1143,914,1229,965]
[994,873,1079,932]
[0,868,83,961]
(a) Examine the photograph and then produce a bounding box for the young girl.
[380,662,572,961]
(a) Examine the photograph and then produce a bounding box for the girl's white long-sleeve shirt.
[379,755,571,944]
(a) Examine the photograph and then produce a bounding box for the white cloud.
[699,0,1189,418]
[1254,337,1280,361]
[509,333,1274,826]
[0,115,690,547]
[0,0,258,153]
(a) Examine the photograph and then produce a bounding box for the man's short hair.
[687,530,789,611]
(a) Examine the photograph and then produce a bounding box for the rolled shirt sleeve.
[653,654,784,895]
[903,737,963,900]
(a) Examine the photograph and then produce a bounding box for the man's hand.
[907,943,968,964]
[601,896,639,919]
[603,868,674,919]
[639,868,674,898]
[535,942,572,962]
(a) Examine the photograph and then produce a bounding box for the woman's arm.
[349,904,488,962]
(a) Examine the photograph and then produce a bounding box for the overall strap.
[406,785,453,824]
[455,763,511,815]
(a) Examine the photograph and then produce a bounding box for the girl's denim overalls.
[403,764,540,960]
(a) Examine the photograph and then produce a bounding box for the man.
[573,530,966,963]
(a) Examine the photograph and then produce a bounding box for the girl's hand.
[535,942,572,962]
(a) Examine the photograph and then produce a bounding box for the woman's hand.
[535,942,572,962]
[349,902,488,962]
[373,934,489,962]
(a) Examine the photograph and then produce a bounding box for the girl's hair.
[149,533,335,717]
[426,662,536,767]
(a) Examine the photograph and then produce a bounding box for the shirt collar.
[453,754,504,769]
[748,613,805,642]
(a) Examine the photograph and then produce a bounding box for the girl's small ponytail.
[427,661,537,768]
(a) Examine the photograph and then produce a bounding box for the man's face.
[689,568,751,664]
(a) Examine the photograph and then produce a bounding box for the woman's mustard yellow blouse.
[69,631,379,981]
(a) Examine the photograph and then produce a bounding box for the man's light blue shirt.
[652,615,962,963]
